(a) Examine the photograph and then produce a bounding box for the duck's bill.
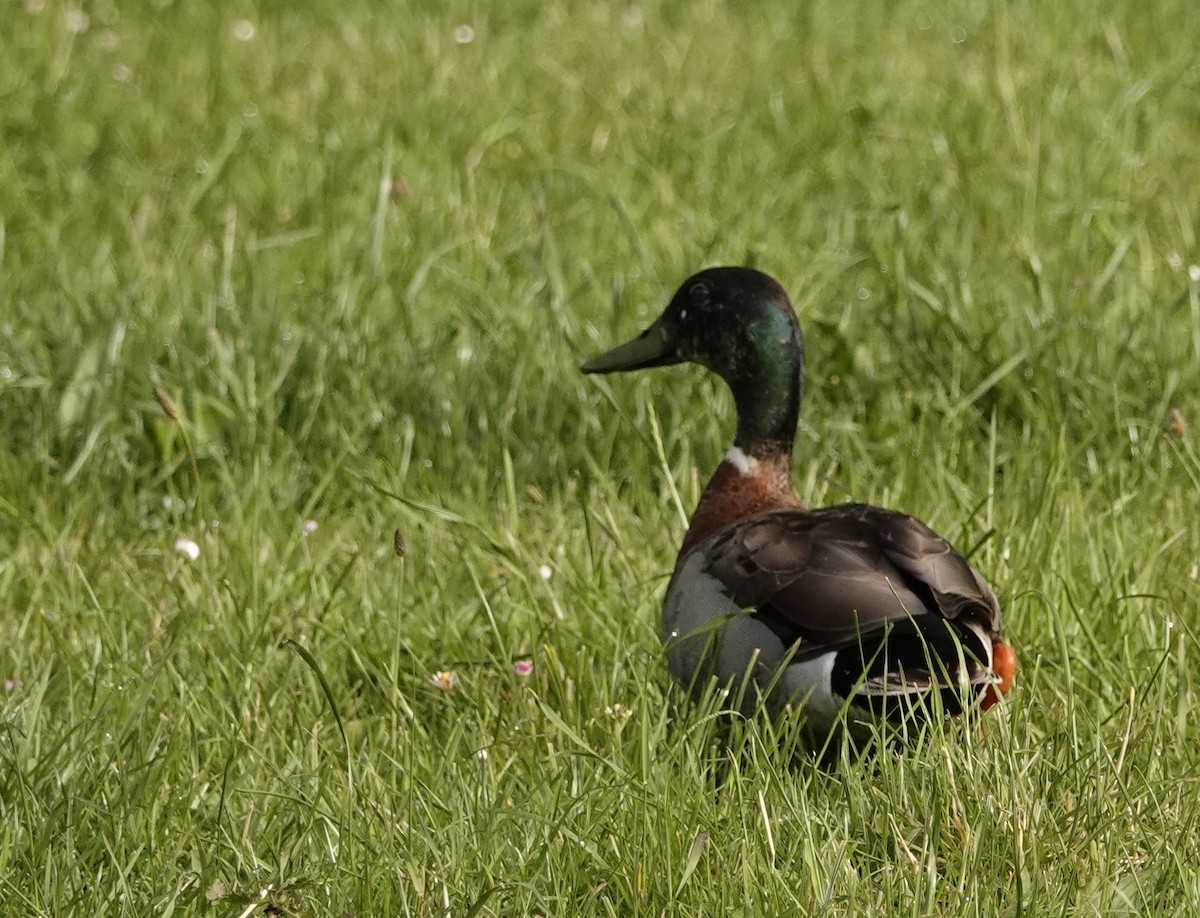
[581,319,680,374]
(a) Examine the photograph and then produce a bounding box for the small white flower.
[174,538,200,561]
[430,671,458,691]
[65,9,89,33]
[453,24,475,43]
[475,747,489,761]
[605,703,633,723]
[232,19,256,41]
[538,564,553,581]
[1189,265,1200,282]
[300,519,318,534]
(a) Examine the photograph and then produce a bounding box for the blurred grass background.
[2,0,1199,914]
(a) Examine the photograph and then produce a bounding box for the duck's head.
[582,267,802,376]
[583,266,805,457]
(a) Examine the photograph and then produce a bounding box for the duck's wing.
[699,503,1001,705]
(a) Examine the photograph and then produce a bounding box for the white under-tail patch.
[962,620,994,669]
[724,445,759,475]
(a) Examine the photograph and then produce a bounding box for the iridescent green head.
[583,267,805,457]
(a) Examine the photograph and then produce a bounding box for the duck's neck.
[678,298,806,560]
[678,445,801,559]
[725,296,805,457]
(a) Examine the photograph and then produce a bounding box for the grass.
[2,0,1200,913]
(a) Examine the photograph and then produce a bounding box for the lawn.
[2,0,1200,914]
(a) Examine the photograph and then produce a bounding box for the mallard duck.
[583,266,1016,739]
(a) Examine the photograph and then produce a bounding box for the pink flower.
[513,660,533,677]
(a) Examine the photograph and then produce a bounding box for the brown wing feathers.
[701,504,999,683]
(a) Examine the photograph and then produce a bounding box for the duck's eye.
[689,282,710,306]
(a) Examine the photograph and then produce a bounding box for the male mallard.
[583,266,1016,739]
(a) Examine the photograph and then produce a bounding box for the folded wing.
[698,504,1001,713]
